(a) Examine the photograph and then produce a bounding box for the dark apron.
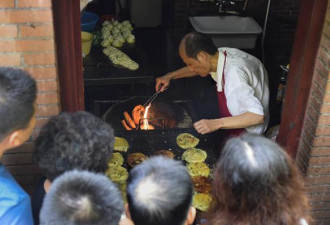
[216,51,245,151]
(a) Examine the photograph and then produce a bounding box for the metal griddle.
[102,96,219,168]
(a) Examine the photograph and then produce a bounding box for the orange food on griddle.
[153,150,175,159]
[127,152,148,168]
[132,105,145,125]
[121,119,132,130]
[124,111,136,129]
[191,176,212,193]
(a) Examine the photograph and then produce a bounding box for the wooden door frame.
[277,0,327,158]
[50,0,327,155]
[51,0,84,112]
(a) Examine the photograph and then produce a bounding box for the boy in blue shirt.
[0,67,37,225]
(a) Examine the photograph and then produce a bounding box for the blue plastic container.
[81,12,99,32]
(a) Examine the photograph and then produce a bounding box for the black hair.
[183,32,217,59]
[34,111,114,181]
[206,133,310,225]
[40,170,124,225]
[0,67,36,141]
[127,156,193,225]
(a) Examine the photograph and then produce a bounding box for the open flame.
[140,104,154,130]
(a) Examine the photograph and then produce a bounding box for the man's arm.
[193,112,264,135]
[155,67,198,92]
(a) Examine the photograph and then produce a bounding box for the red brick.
[36,92,59,104]
[6,164,42,176]
[311,146,330,156]
[17,0,52,8]
[304,115,318,134]
[314,69,328,94]
[318,115,330,125]
[24,67,57,79]
[305,175,330,185]
[309,156,330,165]
[0,0,15,8]
[36,80,58,92]
[313,136,330,147]
[314,61,328,82]
[1,153,34,165]
[309,95,322,114]
[320,104,330,114]
[311,83,325,103]
[0,40,54,53]
[318,49,329,69]
[302,124,315,146]
[295,152,308,173]
[35,118,49,129]
[0,54,21,66]
[0,25,18,38]
[36,105,59,117]
[306,103,320,126]
[20,24,54,37]
[310,202,330,211]
[305,185,330,194]
[23,53,55,66]
[6,142,35,153]
[310,211,330,219]
[307,166,330,176]
[325,81,330,92]
[309,194,330,203]
[323,93,330,104]
[296,138,311,164]
[315,126,330,136]
[0,10,52,23]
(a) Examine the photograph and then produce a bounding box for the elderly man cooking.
[156,32,269,140]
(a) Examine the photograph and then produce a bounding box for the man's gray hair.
[40,170,124,225]
[127,156,193,225]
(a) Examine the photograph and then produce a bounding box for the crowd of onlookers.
[0,67,311,225]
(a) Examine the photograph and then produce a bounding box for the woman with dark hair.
[206,134,311,225]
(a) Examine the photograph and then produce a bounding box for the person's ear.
[125,203,131,219]
[197,51,209,62]
[186,206,197,225]
[8,131,21,147]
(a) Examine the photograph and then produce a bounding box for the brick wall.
[0,0,60,194]
[296,5,330,225]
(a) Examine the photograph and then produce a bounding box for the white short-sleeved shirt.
[210,48,270,134]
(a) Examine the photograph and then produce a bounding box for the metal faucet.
[215,0,245,14]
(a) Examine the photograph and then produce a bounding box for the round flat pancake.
[152,150,175,159]
[192,176,212,193]
[187,162,210,177]
[106,166,128,182]
[127,152,148,168]
[108,152,124,167]
[176,133,199,149]
[182,148,207,163]
[192,193,212,212]
[114,137,129,152]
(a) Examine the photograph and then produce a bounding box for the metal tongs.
[142,84,168,107]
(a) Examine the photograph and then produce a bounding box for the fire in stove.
[140,104,153,130]
[122,104,167,130]
[102,96,194,131]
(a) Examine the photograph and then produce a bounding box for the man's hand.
[193,119,221,135]
[155,74,171,92]
[193,112,264,134]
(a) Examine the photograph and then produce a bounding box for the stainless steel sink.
[189,16,262,49]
